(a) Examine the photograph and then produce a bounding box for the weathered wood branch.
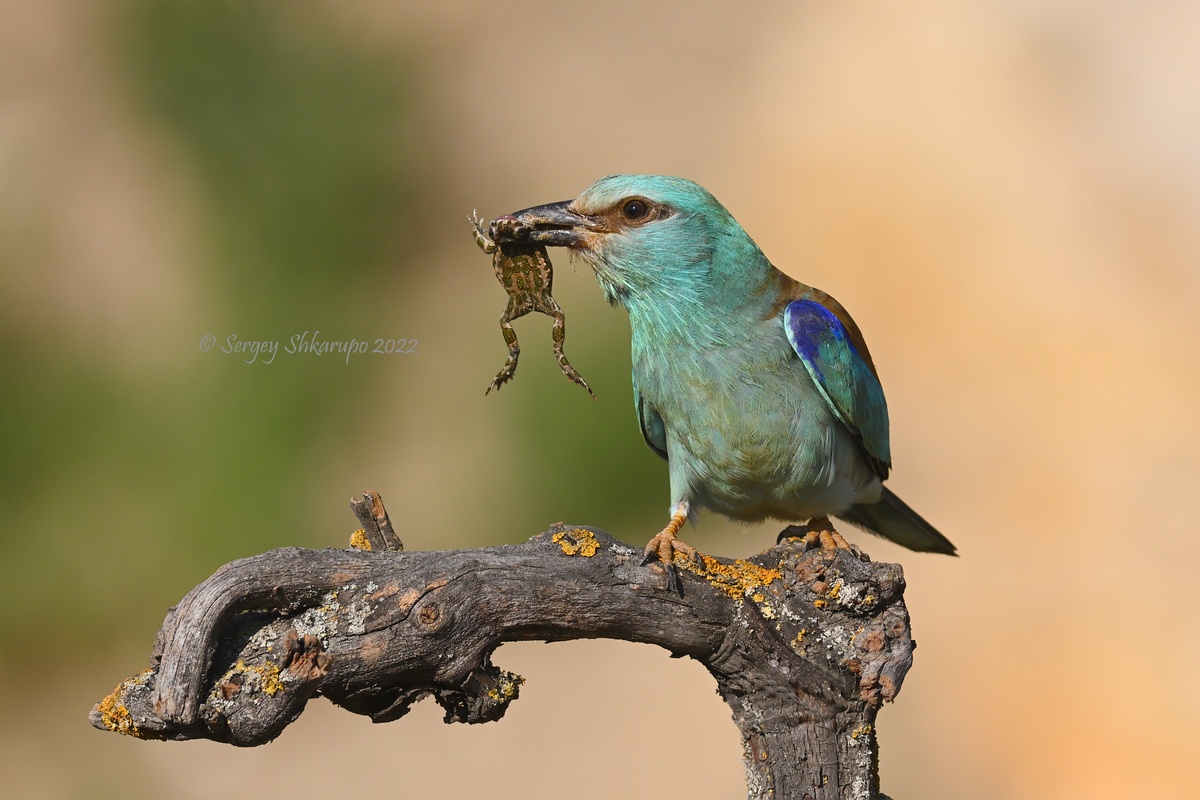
[92,496,913,800]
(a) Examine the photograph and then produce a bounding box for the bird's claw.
[777,519,869,561]
[640,530,699,568]
[641,515,701,595]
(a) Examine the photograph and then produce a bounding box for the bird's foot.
[642,508,700,594]
[641,514,698,566]
[777,517,868,561]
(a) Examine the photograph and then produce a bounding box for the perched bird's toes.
[641,531,698,567]
[819,529,849,550]
[777,519,869,560]
[641,533,701,596]
[671,536,699,563]
[816,530,869,560]
[797,530,824,551]
[640,506,695,594]
[640,533,670,566]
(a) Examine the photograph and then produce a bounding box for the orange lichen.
[258,663,285,695]
[214,660,286,699]
[95,670,152,738]
[551,528,600,557]
[680,555,782,617]
[850,723,874,740]
[486,671,525,702]
[96,691,134,734]
[348,528,372,550]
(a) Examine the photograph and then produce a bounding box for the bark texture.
[92,506,913,800]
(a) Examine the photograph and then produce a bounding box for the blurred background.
[3,1,1198,797]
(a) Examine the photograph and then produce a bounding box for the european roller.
[497,175,955,567]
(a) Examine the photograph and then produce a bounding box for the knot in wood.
[417,602,442,629]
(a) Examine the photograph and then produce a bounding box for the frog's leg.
[545,300,596,400]
[470,212,496,254]
[487,299,526,395]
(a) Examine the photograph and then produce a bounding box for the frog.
[471,211,596,399]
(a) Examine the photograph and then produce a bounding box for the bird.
[500,174,955,568]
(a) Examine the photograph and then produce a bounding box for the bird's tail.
[839,487,957,555]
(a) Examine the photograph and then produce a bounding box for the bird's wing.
[633,376,668,461]
[784,298,891,478]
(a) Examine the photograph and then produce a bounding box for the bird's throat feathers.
[587,212,780,348]
[557,175,795,347]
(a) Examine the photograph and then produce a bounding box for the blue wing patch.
[634,377,668,461]
[784,299,891,477]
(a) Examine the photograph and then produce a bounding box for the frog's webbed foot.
[487,349,519,394]
[557,361,595,399]
[486,360,518,394]
[470,210,495,254]
[486,314,522,395]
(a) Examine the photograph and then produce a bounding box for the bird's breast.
[632,325,880,521]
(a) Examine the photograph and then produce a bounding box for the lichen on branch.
[92,507,913,800]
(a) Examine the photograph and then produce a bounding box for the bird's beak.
[495,200,605,249]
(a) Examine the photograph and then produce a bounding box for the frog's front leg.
[487,298,527,395]
[545,300,596,400]
[470,211,496,255]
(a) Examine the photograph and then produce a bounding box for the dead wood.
[92,494,913,800]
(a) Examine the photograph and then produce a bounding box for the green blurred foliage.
[0,0,672,675]
[509,314,669,532]
[110,0,422,564]
[119,0,415,313]
[0,0,421,668]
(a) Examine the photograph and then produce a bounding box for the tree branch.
[91,495,913,800]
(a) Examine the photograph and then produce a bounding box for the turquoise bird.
[497,175,955,566]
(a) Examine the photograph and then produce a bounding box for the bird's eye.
[621,198,649,221]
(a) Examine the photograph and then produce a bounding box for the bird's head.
[501,175,768,317]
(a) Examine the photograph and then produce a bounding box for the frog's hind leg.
[547,306,596,400]
[487,302,526,395]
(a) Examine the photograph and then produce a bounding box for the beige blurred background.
[3,1,1198,797]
